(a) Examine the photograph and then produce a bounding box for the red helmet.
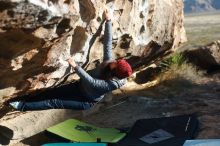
[115,59,132,79]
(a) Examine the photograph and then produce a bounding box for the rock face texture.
[0,0,186,101]
[183,40,220,72]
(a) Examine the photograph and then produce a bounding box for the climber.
[8,9,132,111]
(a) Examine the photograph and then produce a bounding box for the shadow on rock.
[21,132,59,146]
[135,67,161,84]
[0,125,13,145]
[0,105,13,119]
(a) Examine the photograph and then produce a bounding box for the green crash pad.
[42,143,107,146]
[46,119,126,143]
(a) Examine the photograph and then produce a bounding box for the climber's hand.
[67,57,77,68]
[104,9,111,21]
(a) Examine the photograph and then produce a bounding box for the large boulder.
[0,0,186,143]
[0,0,186,101]
[183,40,220,72]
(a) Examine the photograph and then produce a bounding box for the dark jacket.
[75,20,126,102]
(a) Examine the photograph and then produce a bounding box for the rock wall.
[183,40,220,72]
[0,0,186,100]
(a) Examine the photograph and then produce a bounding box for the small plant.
[158,53,204,85]
[159,53,187,69]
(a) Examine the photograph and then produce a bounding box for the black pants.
[17,82,95,111]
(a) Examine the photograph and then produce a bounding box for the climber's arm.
[67,58,125,91]
[74,65,126,95]
[103,9,113,61]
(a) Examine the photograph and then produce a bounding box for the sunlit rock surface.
[0,0,186,100]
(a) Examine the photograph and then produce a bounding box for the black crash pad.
[113,114,199,146]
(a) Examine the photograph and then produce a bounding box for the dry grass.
[158,63,204,84]
[112,61,205,100]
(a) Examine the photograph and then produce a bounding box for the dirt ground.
[79,69,220,138]
[1,65,219,145]
[180,11,220,51]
